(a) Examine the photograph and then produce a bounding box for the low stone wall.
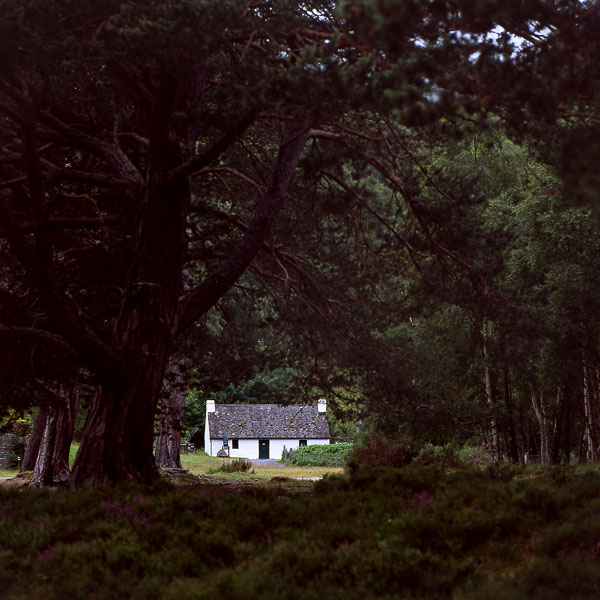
[0,434,23,469]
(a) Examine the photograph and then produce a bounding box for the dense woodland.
[1,0,600,486]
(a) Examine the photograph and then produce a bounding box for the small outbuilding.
[204,399,330,459]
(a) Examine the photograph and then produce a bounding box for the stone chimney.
[318,398,326,413]
[206,400,216,413]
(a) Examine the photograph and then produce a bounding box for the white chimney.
[318,398,326,413]
[206,400,216,413]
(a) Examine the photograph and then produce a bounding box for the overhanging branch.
[167,109,259,183]
[0,325,78,358]
[177,110,313,332]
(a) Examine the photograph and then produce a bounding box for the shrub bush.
[2,464,600,598]
[218,458,252,473]
[413,442,462,467]
[282,443,352,466]
[349,433,417,468]
[412,443,496,469]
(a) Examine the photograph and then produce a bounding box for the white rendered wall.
[209,438,330,459]
[204,413,210,455]
[229,439,260,459]
[210,438,258,458]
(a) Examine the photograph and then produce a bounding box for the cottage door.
[259,439,270,459]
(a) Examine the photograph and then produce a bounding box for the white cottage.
[204,399,330,459]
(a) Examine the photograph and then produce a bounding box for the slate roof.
[207,404,330,439]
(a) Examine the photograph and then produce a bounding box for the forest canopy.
[1,0,600,485]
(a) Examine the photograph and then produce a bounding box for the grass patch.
[180,450,343,480]
[2,464,600,598]
[4,445,342,482]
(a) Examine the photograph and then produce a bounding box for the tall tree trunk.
[70,106,311,487]
[519,401,526,462]
[155,354,188,469]
[71,363,169,486]
[70,78,190,486]
[30,383,79,486]
[550,383,566,464]
[582,355,597,461]
[481,319,500,462]
[502,365,519,464]
[20,403,49,472]
[529,381,549,465]
[564,385,572,462]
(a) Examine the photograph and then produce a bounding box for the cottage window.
[299,439,307,447]
[232,439,239,449]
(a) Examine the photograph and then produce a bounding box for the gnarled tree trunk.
[30,383,80,486]
[70,110,312,487]
[70,349,172,486]
[155,354,188,469]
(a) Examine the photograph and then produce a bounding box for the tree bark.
[30,383,79,486]
[20,404,49,472]
[550,383,566,464]
[71,378,163,485]
[70,108,313,486]
[564,385,572,462]
[529,381,549,465]
[155,354,188,469]
[502,365,519,464]
[582,355,597,461]
[481,319,500,462]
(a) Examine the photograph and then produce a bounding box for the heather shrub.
[2,464,600,599]
[414,442,463,467]
[218,458,252,473]
[348,433,417,468]
[458,444,494,467]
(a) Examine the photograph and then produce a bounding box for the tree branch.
[0,325,78,357]
[177,110,314,332]
[167,109,259,183]
[366,155,473,271]
[319,169,421,272]
[0,190,123,382]
[17,215,119,233]
[35,108,143,187]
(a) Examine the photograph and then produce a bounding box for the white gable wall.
[204,411,211,455]
[207,438,330,459]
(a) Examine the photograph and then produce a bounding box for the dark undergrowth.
[2,464,600,599]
